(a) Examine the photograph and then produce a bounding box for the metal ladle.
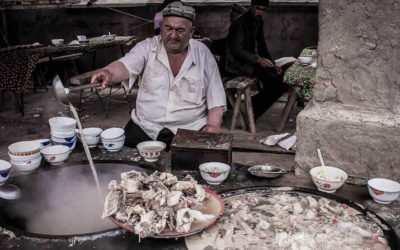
[52,75,101,105]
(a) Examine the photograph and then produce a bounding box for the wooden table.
[0,36,136,115]
[276,47,317,132]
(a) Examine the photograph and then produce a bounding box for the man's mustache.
[167,38,181,42]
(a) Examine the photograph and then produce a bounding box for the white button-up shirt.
[118,36,226,140]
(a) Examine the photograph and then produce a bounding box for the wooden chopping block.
[170,129,233,170]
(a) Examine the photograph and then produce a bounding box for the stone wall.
[295,0,400,180]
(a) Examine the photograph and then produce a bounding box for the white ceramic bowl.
[9,151,41,162]
[51,133,77,143]
[51,39,64,46]
[367,178,400,204]
[41,145,71,165]
[298,56,312,65]
[82,127,103,137]
[310,166,348,193]
[0,160,12,186]
[51,130,76,138]
[102,136,125,152]
[8,141,41,157]
[79,128,103,148]
[34,139,52,149]
[80,136,100,148]
[11,155,42,174]
[52,138,77,151]
[49,117,76,136]
[77,35,87,41]
[136,141,166,162]
[199,162,231,185]
[101,127,125,140]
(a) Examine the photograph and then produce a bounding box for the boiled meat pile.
[186,192,389,250]
[102,170,214,238]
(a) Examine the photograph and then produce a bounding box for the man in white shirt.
[91,2,226,149]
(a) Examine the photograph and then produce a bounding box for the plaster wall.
[295,0,400,180]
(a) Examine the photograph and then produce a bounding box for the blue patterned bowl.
[0,160,12,185]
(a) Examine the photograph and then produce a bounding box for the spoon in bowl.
[317,148,329,180]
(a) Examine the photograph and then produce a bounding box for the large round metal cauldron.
[0,161,154,238]
[0,161,398,250]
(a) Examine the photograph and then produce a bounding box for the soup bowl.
[41,145,71,165]
[136,141,166,162]
[310,166,348,193]
[199,162,231,185]
[367,178,400,204]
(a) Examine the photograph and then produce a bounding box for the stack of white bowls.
[101,128,125,152]
[8,141,42,174]
[79,127,103,148]
[49,117,77,151]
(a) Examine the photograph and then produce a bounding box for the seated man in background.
[225,0,287,120]
[210,3,247,75]
[91,2,226,149]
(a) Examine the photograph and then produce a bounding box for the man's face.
[160,16,194,54]
[251,5,267,19]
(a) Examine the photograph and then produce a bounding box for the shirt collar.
[155,36,196,70]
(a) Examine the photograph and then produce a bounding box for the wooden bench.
[224,76,258,133]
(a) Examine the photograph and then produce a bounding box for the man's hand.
[275,65,282,75]
[257,57,274,68]
[91,69,112,90]
[204,124,221,134]
[90,61,130,90]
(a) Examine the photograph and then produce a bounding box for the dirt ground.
[0,84,302,165]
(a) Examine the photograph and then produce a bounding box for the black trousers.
[251,66,288,120]
[124,119,175,151]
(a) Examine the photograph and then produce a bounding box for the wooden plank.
[232,133,295,154]
[225,76,257,90]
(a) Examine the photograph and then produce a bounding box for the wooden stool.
[275,87,297,132]
[224,76,257,133]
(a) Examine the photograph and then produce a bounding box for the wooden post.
[226,89,247,129]
[231,88,244,130]
[244,86,256,133]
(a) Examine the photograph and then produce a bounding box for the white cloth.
[260,133,290,146]
[118,36,226,140]
[277,134,297,151]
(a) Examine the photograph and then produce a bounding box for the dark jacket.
[225,10,273,76]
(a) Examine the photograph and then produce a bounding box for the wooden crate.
[171,129,233,170]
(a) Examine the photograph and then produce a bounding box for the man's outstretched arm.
[91,61,130,89]
[204,106,224,134]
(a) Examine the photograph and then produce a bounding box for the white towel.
[260,133,290,146]
[278,134,297,151]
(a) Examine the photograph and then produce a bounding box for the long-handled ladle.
[52,75,101,106]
